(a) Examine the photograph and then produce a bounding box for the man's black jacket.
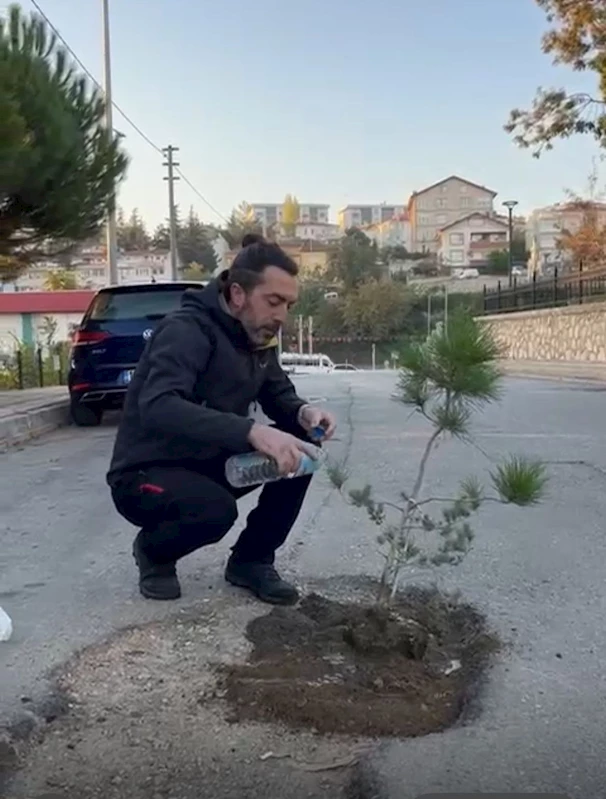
[106,279,307,486]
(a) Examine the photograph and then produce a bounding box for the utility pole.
[307,316,313,354]
[102,0,118,285]
[163,145,180,281]
[297,315,304,354]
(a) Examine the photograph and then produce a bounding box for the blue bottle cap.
[312,425,326,441]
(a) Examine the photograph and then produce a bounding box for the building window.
[435,198,446,208]
[450,250,464,263]
[449,233,464,245]
[461,197,470,207]
[437,213,447,225]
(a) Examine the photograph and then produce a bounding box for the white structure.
[339,204,406,230]
[210,231,231,271]
[251,203,330,228]
[361,213,412,250]
[438,213,509,270]
[526,202,606,275]
[292,221,341,242]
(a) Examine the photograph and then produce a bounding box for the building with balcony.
[409,176,497,253]
[438,213,509,270]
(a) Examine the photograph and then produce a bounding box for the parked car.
[453,267,480,280]
[333,363,359,371]
[68,281,206,426]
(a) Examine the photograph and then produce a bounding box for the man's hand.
[298,405,337,440]
[247,423,319,476]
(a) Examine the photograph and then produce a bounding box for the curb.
[0,398,71,450]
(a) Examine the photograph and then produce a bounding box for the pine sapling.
[327,311,548,605]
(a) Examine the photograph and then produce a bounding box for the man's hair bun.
[241,233,264,248]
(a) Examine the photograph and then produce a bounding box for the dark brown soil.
[224,588,498,738]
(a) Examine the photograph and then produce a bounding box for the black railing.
[482,267,606,315]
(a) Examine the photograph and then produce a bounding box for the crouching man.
[106,235,336,606]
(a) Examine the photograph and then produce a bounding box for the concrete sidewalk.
[0,387,70,449]
[500,359,606,382]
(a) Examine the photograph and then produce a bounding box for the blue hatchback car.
[68,281,206,426]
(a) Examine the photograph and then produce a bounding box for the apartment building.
[526,201,606,275]
[251,203,330,227]
[409,176,497,252]
[438,213,509,270]
[361,212,412,250]
[9,248,173,292]
[338,204,406,230]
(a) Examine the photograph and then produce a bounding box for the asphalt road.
[2,372,606,797]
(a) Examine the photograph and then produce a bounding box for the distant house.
[361,212,412,251]
[438,213,509,271]
[0,291,94,352]
[409,176,497,253]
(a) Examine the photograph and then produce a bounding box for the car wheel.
[70,400,103,427]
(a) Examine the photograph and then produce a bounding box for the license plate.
[120,369,135,385]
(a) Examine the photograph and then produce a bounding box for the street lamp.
[102,0,118,285]
[502,200,518,287]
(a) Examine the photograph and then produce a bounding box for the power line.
[26,0,229,224]
[175,169,229,224]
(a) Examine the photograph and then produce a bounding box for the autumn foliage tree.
[558,201,606,270]
[282,194,300,236]
[506,0,606,155]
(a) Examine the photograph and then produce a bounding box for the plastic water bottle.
[0,607,13,642]
[225,444,325,489]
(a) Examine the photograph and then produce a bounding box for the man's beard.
[254,324,279,344]
[241,319,279,346]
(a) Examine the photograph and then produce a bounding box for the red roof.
[0,290,95,314]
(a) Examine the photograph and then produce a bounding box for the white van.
[280,353,335,375]
[453,267,480,280]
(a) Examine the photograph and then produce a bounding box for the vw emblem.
[142,328,153,340]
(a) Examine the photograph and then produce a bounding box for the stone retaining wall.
[480,301,606,362]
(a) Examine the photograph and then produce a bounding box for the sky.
[23,0,604,229]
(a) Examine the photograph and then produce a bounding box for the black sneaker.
[225,556,299,606]
[132,536,181,600]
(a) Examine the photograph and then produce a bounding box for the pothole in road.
[224,589,498,738]
[3,586,498,799]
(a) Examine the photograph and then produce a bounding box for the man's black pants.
[110,426,314,566]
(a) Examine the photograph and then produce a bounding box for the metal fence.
[482,267,606,315]
[0,344,69,391]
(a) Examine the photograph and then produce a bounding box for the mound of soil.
[224,589,498,738]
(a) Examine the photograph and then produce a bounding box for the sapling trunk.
[377,426,445,605]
